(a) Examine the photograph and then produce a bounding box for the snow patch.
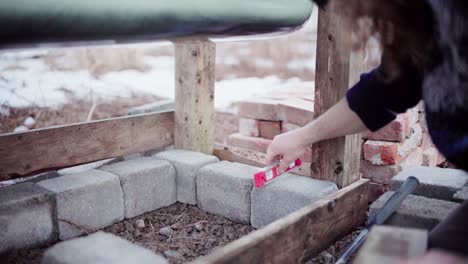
[24,116,36,128]
[13,125,29,132]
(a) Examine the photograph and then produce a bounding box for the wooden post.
[312,4,366,188]
[174,39,216,154]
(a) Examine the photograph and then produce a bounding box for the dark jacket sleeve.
[346,65,423,132]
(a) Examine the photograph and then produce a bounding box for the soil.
[2,202,363,264]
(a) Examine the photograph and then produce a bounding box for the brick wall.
[222,92,445,202]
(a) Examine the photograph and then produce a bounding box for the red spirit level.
[254,159,302,188]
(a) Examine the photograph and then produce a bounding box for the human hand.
[398,250,468,264]
[265,128,307,173]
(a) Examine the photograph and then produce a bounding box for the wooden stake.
[174,39,216,154]
[312,4,366,188]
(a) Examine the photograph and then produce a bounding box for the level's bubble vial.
[265,170,273,180]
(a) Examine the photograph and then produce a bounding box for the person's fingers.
[265,144,278,164]
[278,156,292,173]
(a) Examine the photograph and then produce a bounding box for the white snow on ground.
[23,116,36,128]
[287,59,316,72]
[0,52,311,112]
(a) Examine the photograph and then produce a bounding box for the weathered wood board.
[0,111,174,180]
[174,39,216,154]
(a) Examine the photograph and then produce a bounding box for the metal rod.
[334,176,420,264]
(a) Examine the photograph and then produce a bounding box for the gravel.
[1,202,363,264]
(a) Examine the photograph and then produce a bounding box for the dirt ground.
[2,202,362,264]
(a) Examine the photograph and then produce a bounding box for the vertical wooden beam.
[174,39,216,154]
[312,4,366,188]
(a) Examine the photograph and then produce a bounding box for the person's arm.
[266,63,423,172]
[265,98,366,172]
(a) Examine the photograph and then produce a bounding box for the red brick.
[363,125,422,165]
[258,120,282,139]
[238,118,259,137]
[277,98,314,126]
[364,113,410,142]
[361,147,423,184]
[369,182,390,203]
[226,133,271,153]
[422,147,438,167]
[237,99,280,121]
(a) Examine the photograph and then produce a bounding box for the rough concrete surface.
[197,161,256,224]
[38,170,124,240]
[154,150,219,205]
[369,192,459,230]
[0,183,57,253]
[42,232,168,264]
[391,166,468,201]
[453,186,468,202]
[100,158,176,218]
[251,174,338,228]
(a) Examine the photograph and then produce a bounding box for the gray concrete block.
[58,159,116,175]
[38,170,124,240]
[24,171,61,184]
[391,166,468,201]
[197,161,256,224]
[251,174,338,228]
[453,187,468,202]
[100,158,176,218]
[0,183,57,253]
[128,99,174,115]
[369,192,459,230]
[42,232,168,264]
[154,150,219,204]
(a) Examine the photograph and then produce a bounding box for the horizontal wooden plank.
[0,111,174,181]
[355,226,428,264]
[192,179,369,264]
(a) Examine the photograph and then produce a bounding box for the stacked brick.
[227,93,445,201]
[226,95,315,176]
[361,105,444,201]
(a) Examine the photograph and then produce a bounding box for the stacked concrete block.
[153,150,219,205]
[453,187,468,202]
[100,158,176,218]
[38,170,124,240]
[251,174,338,228]
[197,161,257,224]
[390,166,468,201]
[369,192,459,230]
[43,232,168,264]
[0,183,57,253]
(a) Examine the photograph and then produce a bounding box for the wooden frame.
[0,111,174,181]
[1,6,368,263]
[312,2,366,188]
